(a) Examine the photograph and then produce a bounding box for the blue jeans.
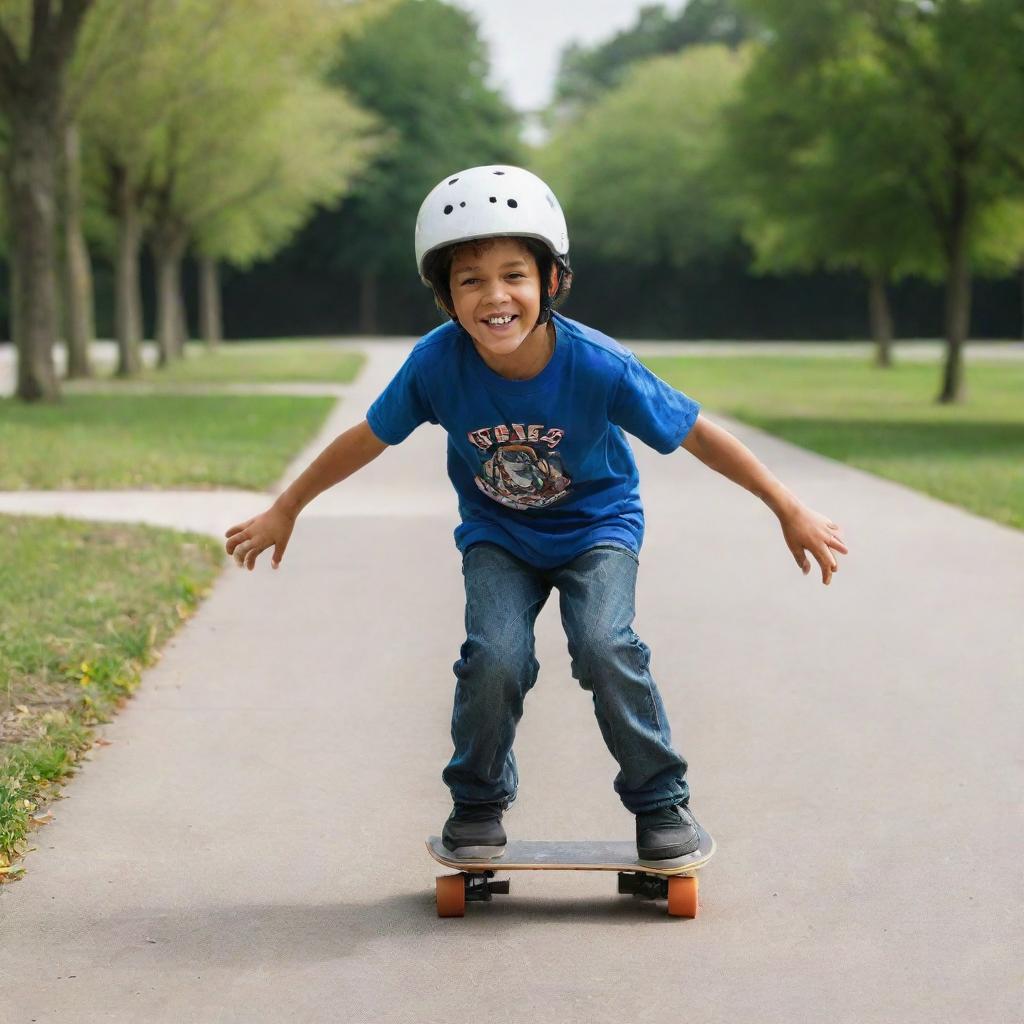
[442,542,690,815]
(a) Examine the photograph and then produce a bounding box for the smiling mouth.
[482,314,518,327]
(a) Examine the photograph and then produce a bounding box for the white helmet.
[415,164,569,283]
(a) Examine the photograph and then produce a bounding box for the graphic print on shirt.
[466,422,572,511]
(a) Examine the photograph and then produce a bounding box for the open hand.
[224,504,295,571]
[779,504,848,585]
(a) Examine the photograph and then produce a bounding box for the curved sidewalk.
[1,339,1021,1024]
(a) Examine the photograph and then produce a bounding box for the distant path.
[0,340,420,532]
[2,335,1022,398]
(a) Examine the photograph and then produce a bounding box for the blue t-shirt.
[366,312,700,569]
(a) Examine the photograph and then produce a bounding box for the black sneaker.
[635,803,700,860]
[441,801,507,858]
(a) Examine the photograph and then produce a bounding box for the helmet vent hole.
[489,196,497,203]
[448,178,459,185]
[493,170,505,175]
[443,205,453,215]
[460,201,466,207]
[507,199,518,208]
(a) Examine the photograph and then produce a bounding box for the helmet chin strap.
[534,259,567,329]
[534,297,554,329]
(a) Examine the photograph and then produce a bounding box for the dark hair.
[422,236,572,322]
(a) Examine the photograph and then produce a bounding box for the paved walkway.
[1,340,1021,1023]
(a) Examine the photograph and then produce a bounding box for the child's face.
[448,238,552,358]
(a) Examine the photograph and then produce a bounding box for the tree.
[736,0,1024,403]
[190,75,381,345]
[535,45,749,273]
[0,0,95,401]
[325,0,521,333]
[82,0,382,365]
[550,0,756,122]
[58,0,153,378]
[718,30,942,366]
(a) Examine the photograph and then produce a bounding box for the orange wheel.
[667,875,698,918]
[436,874,466,918]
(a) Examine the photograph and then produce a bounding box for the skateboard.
[426,827,715,919]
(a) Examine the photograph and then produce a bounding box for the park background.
[2,0,1023,400]
[0,0,1022,964]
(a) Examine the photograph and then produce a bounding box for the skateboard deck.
[426,828,715,918]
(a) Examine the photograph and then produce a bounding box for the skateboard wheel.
[436,874,466,918]
[667,875,698,918]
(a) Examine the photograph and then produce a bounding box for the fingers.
[816,546,836,585]
[225,517,289,572]
[271,538,288,569]
[816,532,842,584]
[245,542,261,571]
[791,546,811,575]
[230,534,250,565]
[225,530,249,556]
[793,539,841,584]
[229,534,264,570]
[788,512,848,585]
[225,517,255,539]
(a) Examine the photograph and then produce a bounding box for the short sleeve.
[609,355,701,454]
[366,352,438,445]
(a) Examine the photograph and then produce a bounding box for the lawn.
[0,393,335,490]
[0,514,223,880]
[645,355,1024,531]
[131,341,365,385]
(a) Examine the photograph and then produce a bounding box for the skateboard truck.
[463,870,511,903]
[617,872,670,900]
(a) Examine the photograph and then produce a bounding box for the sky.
[450,0,688,113]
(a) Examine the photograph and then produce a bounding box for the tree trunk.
[359,269,378,334]
[198,256,223,348]
[9,248,20,352]
[151,225,188,365]
[0,0,94,401]
[174,268,188,357]
[113,164,144,376]
[867,273,893,368]
[938,175,971,405]
[6,101,61,402]
[1019,262,1023,341]
[62,120,94,379]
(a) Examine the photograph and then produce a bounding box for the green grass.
[0,393,335,490]
[0,514,223,880]
[645,355,1024,531]
[130,341,364,385]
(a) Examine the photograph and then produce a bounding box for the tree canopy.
[276,0,522,330]
[536,44,750,270]
[551,0,755,118]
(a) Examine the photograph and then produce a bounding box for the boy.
[225,165,848,862]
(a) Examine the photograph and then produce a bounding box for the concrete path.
[1,340,1022,1023]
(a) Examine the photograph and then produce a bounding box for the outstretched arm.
[225,420,388,570]
[680,413,848,585]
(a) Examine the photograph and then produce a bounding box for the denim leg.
[553,545,689,814]
[443,543,551,805]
